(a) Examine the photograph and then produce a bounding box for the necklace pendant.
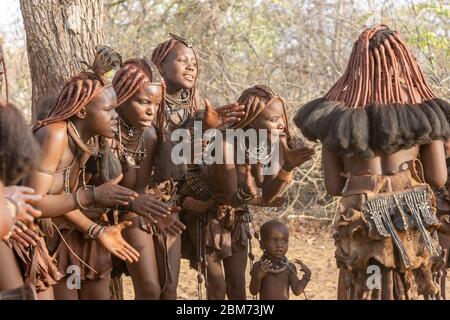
[125,154,139,168]
[128,128,134,137]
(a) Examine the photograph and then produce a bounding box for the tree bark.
[19,0,105,122]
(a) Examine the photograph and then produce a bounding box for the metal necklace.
[261,253,289,274]
[118,118,147,168]
[164,89,192,126]
[239,136,275,166]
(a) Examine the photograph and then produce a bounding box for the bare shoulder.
[34,122,68,150]
[33,122,69,169]
[142,125,158,146]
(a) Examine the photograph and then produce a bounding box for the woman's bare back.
[342,146,420,175]
[323,141,446,196]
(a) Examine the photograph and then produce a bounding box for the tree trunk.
[19,0,105,122]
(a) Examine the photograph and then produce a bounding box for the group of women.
[0,24,449,300]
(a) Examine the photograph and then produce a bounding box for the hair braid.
[151,35,200,111]
[112,58,166,136]
[326,25,436,108]
[234,85,291,140]
[35,46,122,130]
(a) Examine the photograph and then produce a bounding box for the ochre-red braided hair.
[235,85,291,139]
[112,58,166,133]
[151,36,200,111]
[326,24,436,108]
[34,46,122,130]
[34,72,110,130]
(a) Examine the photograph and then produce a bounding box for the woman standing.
[150,34,245,299]
[294,25,450,299]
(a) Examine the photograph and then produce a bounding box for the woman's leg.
[223,247,248,300]
[123,220,161,300]
[380,265,394,300]
[37,287,54,300]
[184,217,226,300]
[53,277,79,300]
[337,269,349,300]
[0,241,24,290]
[205,253,227,300]
[160,233,181,300]
[78,276,111,300]
[438,233,450,300]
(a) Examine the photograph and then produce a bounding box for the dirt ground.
[121,220,341,300]
[122,219,450,300]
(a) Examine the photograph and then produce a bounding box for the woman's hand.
[232,95,264,128]
[97,221,140,263]
[5,221,40,247]
[202,99,245,130]
[130,194,173,223]
[4,186,42,226]
[281,139,315,171]
[154,213,186,237]
[94,174,138,207]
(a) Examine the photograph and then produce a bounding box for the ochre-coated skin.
[22,87,139,300]
[153,40,246,300]
[199,100,314,300]
[113,83,184,300]
[249,223,311,300]
[322,141,446,197]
